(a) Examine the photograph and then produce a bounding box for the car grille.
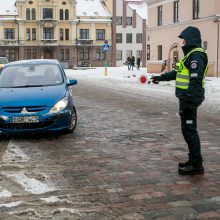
[0,121,53,130]
[2,106,47,113]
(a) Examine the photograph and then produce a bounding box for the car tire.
[65,106,77,133]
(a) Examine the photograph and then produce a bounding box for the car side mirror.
[67,79,77,86]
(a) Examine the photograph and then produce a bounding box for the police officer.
[151,26,208,175]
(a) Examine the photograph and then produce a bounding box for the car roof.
[6,59,60,66]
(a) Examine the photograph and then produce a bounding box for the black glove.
[150,75,162,84]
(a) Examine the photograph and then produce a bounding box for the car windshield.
[0,57,8,64]
[0,64,63,88]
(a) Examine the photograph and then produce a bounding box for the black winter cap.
[178,26,202,47]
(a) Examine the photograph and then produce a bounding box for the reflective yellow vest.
[175,48,209,90]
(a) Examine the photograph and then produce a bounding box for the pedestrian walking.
[131,56,135,71]
[136,57,141,70]
[151,26,209,175]
[126,57,131,70]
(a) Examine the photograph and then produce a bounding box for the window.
[126,50,132,58]
[65,29,69,40]
[80,49,89,60]
[32,28,36,40]
[65,49,70,60]
[158,6,162,26]
[60,9,64,20]
[174,1,179,23]
[43,8,53,19]
[43,28,54,39]
[60,48,71,61]
[80,29,89,39]
[158,45,162,60]
[27,49,32,59]
[5,29,15,39]
[96,29,105,40]
[27,49,37,59]
[26,8,31,20]
[116,33,122,43]
[126,33,132,43]
[26,28,31,41]
[60,49,64,61]
[116,16,122,25]
[32,49,37,59]
[96,49,101,60]
[203,41,208,50]
[32,8,36,20]
[136,50,142,58]
[96,49,106,60]
[102,51,106,60]
[116,50,122,60]
[60,29,64,40]
[65,9,69,20]
[136,34,142,43]
[147,44,150,60]
[126,17,132,26]
[193,0,200,19]
[6,49,16,62]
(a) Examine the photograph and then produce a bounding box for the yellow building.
[0,0,112,68]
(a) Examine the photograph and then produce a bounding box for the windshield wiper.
[10,85,44,88]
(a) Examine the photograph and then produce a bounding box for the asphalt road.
[0,80,220,219]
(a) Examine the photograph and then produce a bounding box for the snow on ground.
[66,66,220,113]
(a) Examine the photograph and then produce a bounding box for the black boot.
[178,163,204,175]
[178,160,191,168]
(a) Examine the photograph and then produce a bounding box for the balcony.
[0,39,24,46]
[40,19,58,27]
[40,39,58,46]
[77,39,94,46]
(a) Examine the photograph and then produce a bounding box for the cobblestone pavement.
[0,80,220,219]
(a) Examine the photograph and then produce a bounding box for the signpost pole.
[102,40,110,76]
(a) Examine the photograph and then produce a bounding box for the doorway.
[44,49,53,59]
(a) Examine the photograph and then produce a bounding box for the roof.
[0,0,17,16]
[76,0,111,17]
[128,3,148,19]
[7,59,60,66]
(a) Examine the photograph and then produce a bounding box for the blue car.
[0,59,77,135]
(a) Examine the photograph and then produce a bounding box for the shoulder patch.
[191,60,198,69]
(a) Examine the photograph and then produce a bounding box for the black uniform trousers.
[179,100,202,165]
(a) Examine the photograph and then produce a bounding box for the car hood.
[0,84,67,108]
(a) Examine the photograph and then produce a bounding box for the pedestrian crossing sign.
[102,44,110,52]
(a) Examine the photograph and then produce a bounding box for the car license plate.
[13,116,40,123]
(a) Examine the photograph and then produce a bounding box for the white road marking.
[41,196,60,203]
[0,201,22,208]
[1,140,56,195]
[0,189,12,198]
[2,140,29,164]
[5,171,56,194]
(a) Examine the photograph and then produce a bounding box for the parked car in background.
[0,57,9,70]
[0,59,77,135]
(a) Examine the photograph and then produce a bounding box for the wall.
[147,0,219,76]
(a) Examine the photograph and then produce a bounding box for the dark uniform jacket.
[160,27,208,105]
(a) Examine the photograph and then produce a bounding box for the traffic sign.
[102,44,110,52]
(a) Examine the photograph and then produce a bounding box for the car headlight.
[49,97,68,113]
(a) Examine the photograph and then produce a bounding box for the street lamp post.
[76,18,80,67]
[15,19,20,60]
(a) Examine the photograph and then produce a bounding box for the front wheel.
[66,106,77,133]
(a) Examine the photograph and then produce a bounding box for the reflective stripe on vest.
[175,48,208,90]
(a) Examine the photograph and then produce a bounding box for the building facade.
[104,0,147,67]
[0,0,112,68]
[147,0,220,76]
[76,0,112,67]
